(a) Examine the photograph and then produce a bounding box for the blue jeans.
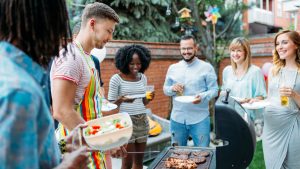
[170,116,210,147]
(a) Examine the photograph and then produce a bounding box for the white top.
[222,65,267,99]
[108,74,148,115]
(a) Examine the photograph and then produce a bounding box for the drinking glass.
[280,81,290,107]
[146,85,154,100]
[176,84,184,96]
[281,95,289,106]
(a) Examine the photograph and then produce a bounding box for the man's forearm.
[54,108,85,131]
[52,79,84,131]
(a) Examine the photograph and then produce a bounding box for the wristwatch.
[58,139,67,154]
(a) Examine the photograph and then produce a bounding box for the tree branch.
[171,0,179,13]
[216,1,240,38]
[187,0,215,59]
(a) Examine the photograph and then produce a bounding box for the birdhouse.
[178,7,191,19]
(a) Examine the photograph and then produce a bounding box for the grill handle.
[171,132,179,147]
[171,142,178,147]
[222,88,231,104]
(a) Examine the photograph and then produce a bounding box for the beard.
[95,43,104,49]
[182,53,196,62]
[94,36,104,49]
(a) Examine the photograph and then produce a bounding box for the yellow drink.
[176,84,184,96]
[281,96,289,106]
[146,85,154,100]
[176,91,183,96]
[146,91,152,100]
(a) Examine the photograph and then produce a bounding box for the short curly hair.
[115,45,151,74]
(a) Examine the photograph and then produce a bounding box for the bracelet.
[58,139,67,154]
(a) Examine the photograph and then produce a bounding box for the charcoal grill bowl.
[215,95,256,169]
[149,94,256,169]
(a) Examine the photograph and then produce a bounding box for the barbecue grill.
[149,90,256,169]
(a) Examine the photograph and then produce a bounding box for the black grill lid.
[214,93,256,169]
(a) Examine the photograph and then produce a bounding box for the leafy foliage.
[67,0,248,71]
[108,0,180,42]
[67,0,179,42]
[167,0,248,72]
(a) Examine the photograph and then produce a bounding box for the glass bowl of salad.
[83,113,132,151]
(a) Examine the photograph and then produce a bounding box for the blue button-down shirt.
[163,58,218,125]
[0,42,60,169]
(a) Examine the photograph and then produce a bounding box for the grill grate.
[150,147,213,169]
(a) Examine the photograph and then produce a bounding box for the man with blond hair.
[51,2,119,169]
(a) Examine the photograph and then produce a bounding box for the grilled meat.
[165,157,197,169]
[173,150,191,155]
[189,157,206,164]
[170,153,189,160]
[192,151,210,157]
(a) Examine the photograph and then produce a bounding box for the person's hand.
[56,146,90,169]
[147,91,155,101]
[109,145,127,158]
[239,98,251,104]
[121,96,135,103]
[172,83,184,94]
[65,124,88,152]
[280,86,295,98]
[248,98,261,104]
[192,95,201,104]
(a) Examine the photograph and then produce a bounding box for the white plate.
[175,96,197,103]
[231,96,243,102]
[241,101,270,110]
[102,102,118,111]
[125,94,146,99]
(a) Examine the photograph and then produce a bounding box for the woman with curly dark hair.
[108,44,154,169]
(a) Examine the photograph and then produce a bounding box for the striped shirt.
[108,74,147,115]
[50,43,95,104]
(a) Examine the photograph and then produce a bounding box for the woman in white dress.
[263,30,300,169]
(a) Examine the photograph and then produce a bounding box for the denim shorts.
[170,116,210,147]
[128,113,149,143]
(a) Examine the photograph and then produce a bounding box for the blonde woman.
[221,37,267,120]
[263,30,300,169]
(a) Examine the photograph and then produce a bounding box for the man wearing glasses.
[163,35,218,147]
